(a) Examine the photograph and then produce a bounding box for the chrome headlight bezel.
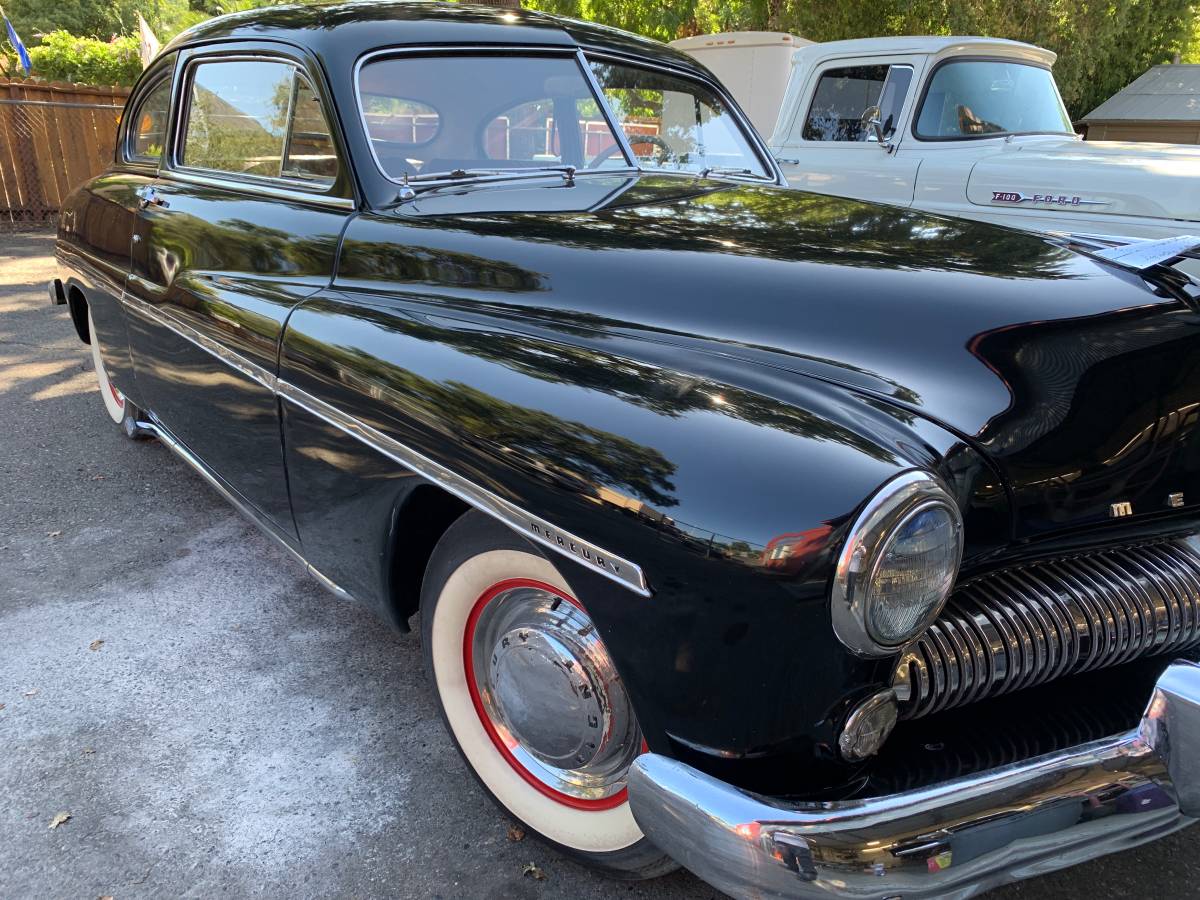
[831,470,964,658]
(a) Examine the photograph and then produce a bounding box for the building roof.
[1082,65,1200,123]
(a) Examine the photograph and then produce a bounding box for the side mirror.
[860,105,893,152]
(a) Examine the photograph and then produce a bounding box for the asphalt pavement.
[2,229,1198,899]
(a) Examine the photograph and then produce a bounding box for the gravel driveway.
[2,230,1197,899]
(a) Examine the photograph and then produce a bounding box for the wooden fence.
[0,79,130,229]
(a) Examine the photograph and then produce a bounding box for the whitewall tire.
[89,308,127,424]
[421,511,675,878]
[87,307,146,437]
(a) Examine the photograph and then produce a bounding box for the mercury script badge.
[992,191,1108,207]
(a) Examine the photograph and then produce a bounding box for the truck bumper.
[628,659,1200,899]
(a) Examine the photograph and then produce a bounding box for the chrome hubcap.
[468,582,640,805]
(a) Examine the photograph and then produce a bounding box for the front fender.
[278,288,996,794]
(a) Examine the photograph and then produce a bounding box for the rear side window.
[282,73,339,185]
[800,64,912,142]
[126,77,172,163]
[180,58,339,187]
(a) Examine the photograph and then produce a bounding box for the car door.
[124,44,354,541]
[56,53,177,409]
[773,58,922,206]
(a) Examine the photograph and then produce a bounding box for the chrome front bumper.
[628,660,1200,900]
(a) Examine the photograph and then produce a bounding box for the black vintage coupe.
[53,3,1200,897]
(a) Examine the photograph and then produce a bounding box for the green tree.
[526,0,1200,119]
[3,0,199,41]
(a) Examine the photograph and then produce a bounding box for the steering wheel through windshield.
[587,133,678,169]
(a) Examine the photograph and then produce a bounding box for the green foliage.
[526,0,1200,119]
[2,0,202,42]
[0,30,141,84]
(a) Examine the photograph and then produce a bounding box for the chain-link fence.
[0,82,128,232]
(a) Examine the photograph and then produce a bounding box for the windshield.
[588,60,769,178]
[914,60,1073,139]
[357,54,629,183]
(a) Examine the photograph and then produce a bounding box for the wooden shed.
[1080,64,1200,143]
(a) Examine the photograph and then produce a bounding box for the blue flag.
[4,13,31,75]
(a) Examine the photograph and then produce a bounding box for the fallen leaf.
[522,863,546,881]
[507,824,526,842]
[89,639,104,651]
[47,530,62,538]
[48,812,71,829]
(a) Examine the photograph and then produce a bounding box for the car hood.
[965,137,1200,223]
[349,174,1200,540]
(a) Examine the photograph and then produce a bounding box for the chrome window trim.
[117,288,650,597]
[122,71,175,168]
[169,52,351,206]
[160,169,356,210]
[352,44,636,189]
[575,48,637,168]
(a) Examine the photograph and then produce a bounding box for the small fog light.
[839,689,899,762]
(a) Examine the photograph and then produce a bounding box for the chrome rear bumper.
[628,660,1200,900]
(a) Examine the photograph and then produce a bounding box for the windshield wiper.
[407,165,578,187]
[696,166,772,182]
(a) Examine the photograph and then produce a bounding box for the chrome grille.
[894,538,1200,719]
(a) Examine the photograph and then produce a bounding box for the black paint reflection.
[970,303,1200,536]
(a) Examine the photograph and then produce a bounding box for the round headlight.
[831,471,963,657]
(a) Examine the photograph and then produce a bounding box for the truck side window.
[799,65,911,142]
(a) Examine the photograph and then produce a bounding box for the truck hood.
[355,174,1200,542]
[966,137,1200,223]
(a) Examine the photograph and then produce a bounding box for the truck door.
[773,59,921,206]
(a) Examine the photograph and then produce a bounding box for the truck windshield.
[914,60,1073,140]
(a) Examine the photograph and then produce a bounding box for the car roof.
[792,35,1056,67]
[164,0,709,76]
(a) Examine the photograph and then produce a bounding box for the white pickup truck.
[671,33,1200,243]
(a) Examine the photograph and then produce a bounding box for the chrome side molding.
[628,660,1200,899]
[136,416,354,603]
[277,381,651,596]
[118,287,650,597]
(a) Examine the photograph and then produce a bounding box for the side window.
[180,58,339,187]
[126,77,172,164]
[588,61,768,176]
[874,66,913,139]
[282,73,339,185]
[800,64,912,142]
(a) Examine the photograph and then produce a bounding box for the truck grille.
[894,538,1200,719]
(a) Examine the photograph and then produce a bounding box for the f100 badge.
[992,191,1107,207]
